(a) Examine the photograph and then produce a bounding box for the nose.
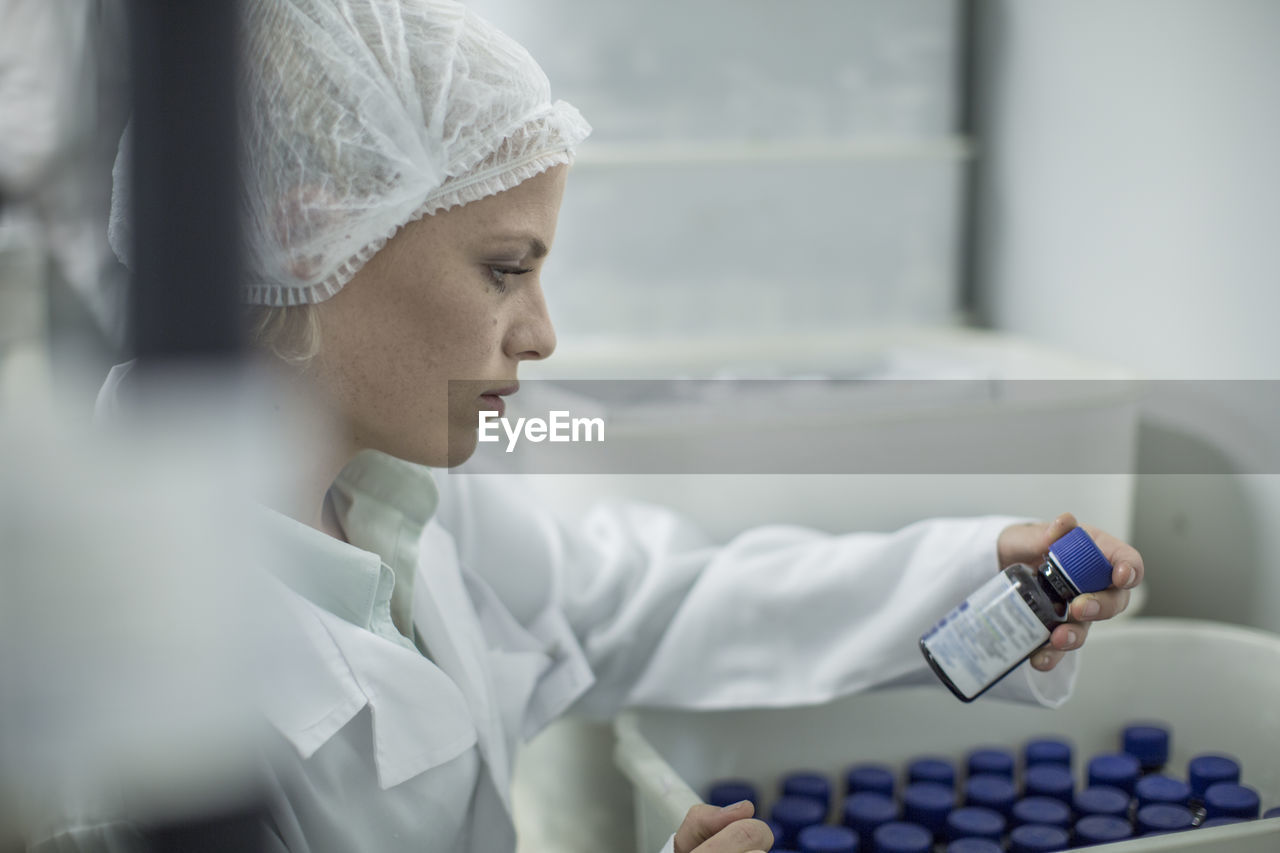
[506,278,557,362]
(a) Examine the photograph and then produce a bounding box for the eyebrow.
[491,233,549,260]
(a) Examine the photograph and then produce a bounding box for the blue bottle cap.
[1188,754,1241,799]
[1073,786,1131,818]
[1047,527,1113,593]
[945,806,1005,842]
[1135,803,1195,834]
[872,822,932,853]
[908,757,955,788]
[797,824,858,853]
[902,783,955,834]
[1087,753,1141,795]
[1200,816,1248,828]
[1122,723,1171,769]
[967,748,1015,779]
[783,772,833,813]
[1204,782,1261,819]
[1023,737,1072,769]
[845,763,896,798]
[1073,815,1133,844]
[772,796,827,846]
[1011,796,1072,829]
[706,779,759,809]
[1023,764,1074,802]
[1134,774,1190,807]
[964,774,1017,816]
[1265,807,1280,819]
[945,840,1002,853]
[842,792,897,837]
[1008,823,1070,853]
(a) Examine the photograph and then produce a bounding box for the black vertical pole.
[124,2,264,847]
[127,0,243,363]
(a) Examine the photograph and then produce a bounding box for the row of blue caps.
[707,723,1276,853]
[711,737,1249,812]
[760,806,1279,853]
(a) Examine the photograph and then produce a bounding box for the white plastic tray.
[614,619,1280,852]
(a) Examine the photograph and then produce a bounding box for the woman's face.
[309,165,567,467]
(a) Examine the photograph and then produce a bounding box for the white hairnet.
[109,0,590,306]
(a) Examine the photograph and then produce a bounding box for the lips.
[478,383,518,418]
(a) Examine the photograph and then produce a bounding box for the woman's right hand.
[674,801,775,853]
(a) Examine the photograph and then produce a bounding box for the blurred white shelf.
[573,136,973,166]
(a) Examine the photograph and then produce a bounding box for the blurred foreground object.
[0,375,301,849]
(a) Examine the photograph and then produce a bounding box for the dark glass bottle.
[920,528,1113,702]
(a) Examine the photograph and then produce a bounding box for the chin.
[442,434,479,468]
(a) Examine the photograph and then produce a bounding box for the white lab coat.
[34,365,1075,852]
[251,464,1074,853]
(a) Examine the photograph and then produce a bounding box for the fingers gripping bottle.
[919,527,1112,702]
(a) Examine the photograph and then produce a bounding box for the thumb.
[674,801,754,853]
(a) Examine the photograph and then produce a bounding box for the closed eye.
[488,265,534,292]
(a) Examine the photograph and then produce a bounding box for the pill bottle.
[1187,754,1240,805]
[907,756,955,789]
[1264,806,1280,819]
[1023,764,1074,803]
[1011,796,1071,829]
[796,824,858,853]
[1023,737,1072,770]
[964,774,1017,818]
[1122,723,1170,774]
[1135,803,1195,835]
[1203,782,1260,820]
[782,771,833,817]
[1087,754,1140,796]
[945,839,1002,853]
[772,796,826,849]
[902,783,955,837]
[1073,815,1133,846]
[872,822,932,853]
[1072,786,1130,820]
[945,806,1005,843]
[1008,823,1069,853]
[706,779,759,809]
[920,528,1112,702]
[842,792,896,839]
[967,747,1015,779]
[1133,775,1190,809]
[845,763,895,798]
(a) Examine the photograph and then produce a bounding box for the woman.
[77,1,1145,851]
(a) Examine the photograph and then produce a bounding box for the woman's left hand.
[996,512,1145,673]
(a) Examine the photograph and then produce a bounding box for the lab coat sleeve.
[432,473,1076,723]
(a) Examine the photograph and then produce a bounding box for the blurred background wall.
[471,0,969,341]
[971,0,1280,632]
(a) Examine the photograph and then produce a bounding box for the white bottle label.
[922,573,1050,699]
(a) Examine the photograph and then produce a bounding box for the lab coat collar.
[330,450,438,641]
[258,498,479,790]
[267,583,479,790]
[264,507,394,636]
